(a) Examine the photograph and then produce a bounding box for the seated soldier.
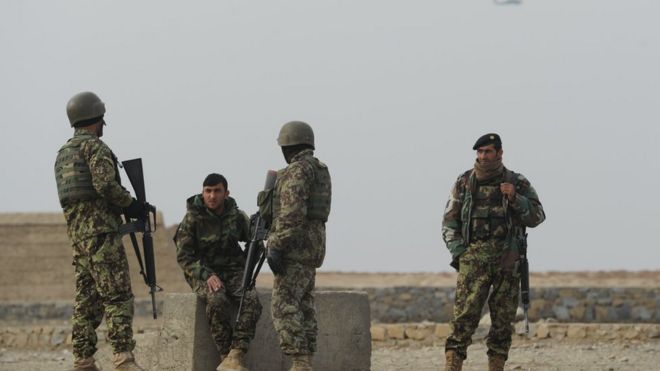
[174,173,262,371]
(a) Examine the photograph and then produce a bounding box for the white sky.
[1,1,659,272]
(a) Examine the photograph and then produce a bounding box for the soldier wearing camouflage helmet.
[266,121,331,371]
[174,173,262,371]
[55,92,148,371]
[441,133,545,371]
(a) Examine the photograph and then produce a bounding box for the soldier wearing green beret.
[441,133,546,371]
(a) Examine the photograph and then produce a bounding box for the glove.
[267,248,284,275]
[124,198,147,218]
[249,212,260,231]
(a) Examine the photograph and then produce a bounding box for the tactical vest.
[55,134,98,207]
[470,179,508,240]
[259,156,331,224]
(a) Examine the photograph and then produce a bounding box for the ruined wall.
[0,213,190,302]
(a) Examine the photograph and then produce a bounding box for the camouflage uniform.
[442,168,545,360]
[174,195,262,355]
[268,149,331,355]
[55,129,136,359]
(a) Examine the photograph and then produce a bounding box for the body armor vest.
[55,134,98,207]
[271,156,331,223]
[470,180,507,240]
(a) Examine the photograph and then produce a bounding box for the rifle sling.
[250,251,266,290]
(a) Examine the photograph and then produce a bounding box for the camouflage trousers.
[271,262,317,355]
[71,233,135,359]
[445,239,520,360]
[194,271,262,355]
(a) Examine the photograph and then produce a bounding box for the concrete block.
[404,323,433,341]
[383,324,405,339]
[434,324,451,338]
[622,326,642,340]
[370,325,387,341]
[566,324,587,339]
[549,325,567,340]
[155,290,371,371]
[155,293,223,371]
[536,322,550,339]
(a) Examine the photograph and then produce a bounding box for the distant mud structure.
[1,213,658,324]
[0,212,189,302]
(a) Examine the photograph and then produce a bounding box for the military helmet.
[66,91,106,127]
[277,121,315,148]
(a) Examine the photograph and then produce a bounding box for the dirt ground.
[371,338,660,371]
[2,336,658,371]
[2,263,659,370]
[263,270,660,289]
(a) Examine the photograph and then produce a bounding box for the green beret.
[473,133,502,150]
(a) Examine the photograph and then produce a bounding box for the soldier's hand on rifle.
[500,183,516,201]
[207,274,223,293]
[267,248,284,275]
[124,198,149,218]
[249,212,260,226]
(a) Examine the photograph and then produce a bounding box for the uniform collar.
[290,149,314,163]
[73,128,97,137]
[191,194,238,218]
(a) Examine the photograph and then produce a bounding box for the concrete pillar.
[155,290,371,371]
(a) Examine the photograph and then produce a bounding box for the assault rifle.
[236,170,277,326]
[519,231,530,334]
[119,158,161,319]
[503,172,530,335]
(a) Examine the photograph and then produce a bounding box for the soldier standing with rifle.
[174,173,262,371]
[54,92,147,371]
[441,134,545,371]
[266,121,332,371]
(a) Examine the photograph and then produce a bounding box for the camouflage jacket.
[174,195,251,287]
[59,129,133,243]
[442,168,545,259]
[268,149,330,267]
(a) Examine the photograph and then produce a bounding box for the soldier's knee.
[272,303,299,319]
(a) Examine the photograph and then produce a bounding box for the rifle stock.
[121,158,161,319]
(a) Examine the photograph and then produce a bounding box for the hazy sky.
[2,1,659,272]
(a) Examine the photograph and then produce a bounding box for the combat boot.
[488,354,506,371]
[216,348,248,371]
[443,350,463,371]
[72,356,100,371]
[113,351,144,371]
[289,354,313,371]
